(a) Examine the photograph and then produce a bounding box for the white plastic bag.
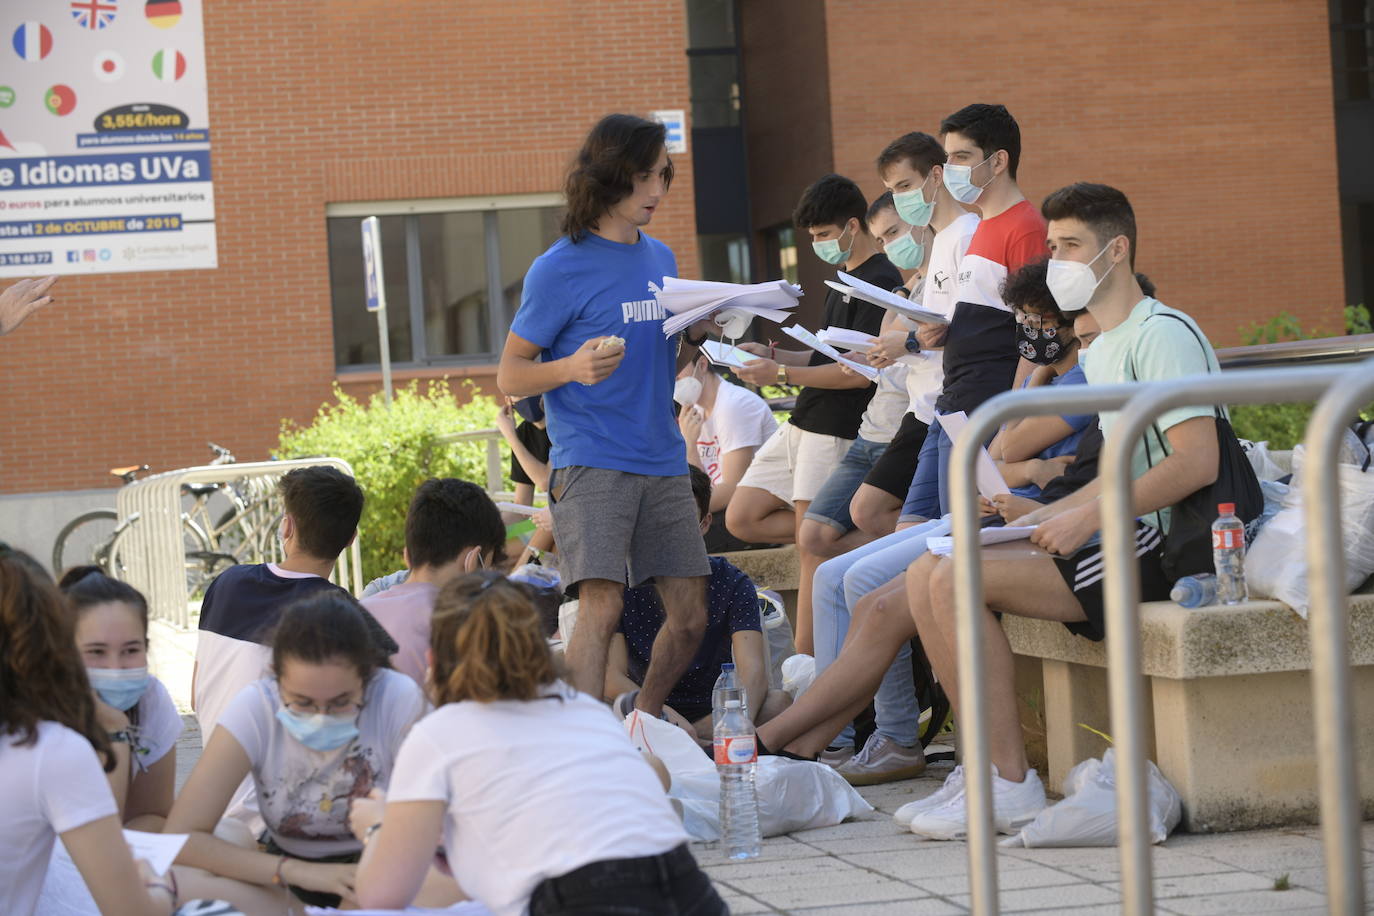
[758,589,796,689]
[1246,444,1374,617]
[1239,439,1286,482]
[780,653,816,700]
[1002,749,1181,847]
[624,710,871,841]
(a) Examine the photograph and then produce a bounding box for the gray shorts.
[548,466,711,588]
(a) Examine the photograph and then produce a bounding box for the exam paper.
[655,277,803,336]
[123,830,188,876]
[699,338,756,368]
[926,526,1039,556]
[781,325,879,381]
[832,271,950,325]
[817,326,877,353]
[935,410,1010,500]
[495,502,542,517]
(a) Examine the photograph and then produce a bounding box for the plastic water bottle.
[711,662,744,731]
[1170,573,1218,608]
[1212,502,1248,605]
[714,699,761,859]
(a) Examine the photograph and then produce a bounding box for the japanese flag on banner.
[92,49,125,81]
[151,47,185,81]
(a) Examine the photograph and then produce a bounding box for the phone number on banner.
[0,215,183,238]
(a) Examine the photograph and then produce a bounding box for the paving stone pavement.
[159,621,1370,915]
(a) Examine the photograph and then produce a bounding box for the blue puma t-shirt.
[510,230,686,476]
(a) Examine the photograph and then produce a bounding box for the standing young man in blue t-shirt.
[498,114,715,715]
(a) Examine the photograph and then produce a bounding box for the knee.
[724,498,753,539]
[797,519,839,558]
[927,559,957,618]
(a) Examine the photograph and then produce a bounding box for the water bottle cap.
[721,662,735,671]
[1218,502,1235,515]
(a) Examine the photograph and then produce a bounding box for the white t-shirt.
[387,682,688,916]
[902,211,980,424]
[694,378,778,485]
[857,364,910,443]
[0,722,119,916]
[217,669,426,857]
[131,675,183,770]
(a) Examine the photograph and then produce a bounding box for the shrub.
[278,380,506,583]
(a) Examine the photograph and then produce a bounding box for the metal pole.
[949,382,1143,916]
[1097,365,1350,916]
[362,216,393,405]
[1301,359,1374,915]
[376,306,393,405]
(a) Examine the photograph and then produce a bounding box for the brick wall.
[0,0,696,495]
[821,0,1345,343]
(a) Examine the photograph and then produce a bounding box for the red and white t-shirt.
[935,200,1048,415]
[694,380,777,484]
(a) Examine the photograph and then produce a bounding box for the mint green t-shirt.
[1081,297,1221,530]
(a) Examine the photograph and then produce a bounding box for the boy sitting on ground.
[606,465,792,739]
[361,478,507,686]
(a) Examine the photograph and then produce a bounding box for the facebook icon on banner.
[651,109,687,154]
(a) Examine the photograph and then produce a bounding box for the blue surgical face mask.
[275,706,360,751]
[88,666,150,711]
[883,226,926,271]
[892,172,935,227]
[512,396,544,424]
[942,152,995,204]
[811,223,854,265]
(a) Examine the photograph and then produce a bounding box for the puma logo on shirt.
[621,298,666,323]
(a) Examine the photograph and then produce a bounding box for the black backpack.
[1126,310,1264,580]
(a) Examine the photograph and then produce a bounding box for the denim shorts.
[803,436,889,532]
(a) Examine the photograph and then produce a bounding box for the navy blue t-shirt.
[618,556,760,712]
[510,231,685,476]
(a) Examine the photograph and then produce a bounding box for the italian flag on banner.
[151,47,185,81]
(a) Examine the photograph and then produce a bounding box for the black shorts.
[863,413,929,499]
[1052,522,1171,642]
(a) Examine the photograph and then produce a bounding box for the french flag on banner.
[11,22,54,62]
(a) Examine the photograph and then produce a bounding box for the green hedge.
[278,380,506,584]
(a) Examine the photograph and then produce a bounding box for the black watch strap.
[905,331,921,353]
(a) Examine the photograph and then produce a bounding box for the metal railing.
[947,361,1370,914]
[116,458,363,628]
[436,428,507,496]
[1216,332,1374,369]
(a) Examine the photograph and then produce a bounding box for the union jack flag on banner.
[70,0,117,30]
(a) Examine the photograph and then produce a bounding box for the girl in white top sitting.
[0,544,174,916]
[166,591,427,911]
[350,571,726,916]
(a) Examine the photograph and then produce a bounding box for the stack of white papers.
[926,526,1039,556]
[936,411,1010,500]
[817,326,877,353]
[656,277,803,337]
[781,325,879,381]
[830,271,950,325]
[699,338,756,368]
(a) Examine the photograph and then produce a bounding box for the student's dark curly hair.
[406,478,506,570]
[562,114,674,241]
[793,173,869,232]
[0,545,115,771]
[1001,259,1068,323]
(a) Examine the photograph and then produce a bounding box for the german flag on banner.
[145,0,181,29]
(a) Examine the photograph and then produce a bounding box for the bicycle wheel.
[52,510,119,575]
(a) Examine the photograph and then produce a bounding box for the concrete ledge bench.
[1006,594,1374,832]
[716,545,800,626]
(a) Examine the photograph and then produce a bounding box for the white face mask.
[942,153,995,204]
[1045,239,1118,313]
[673,375,703,407]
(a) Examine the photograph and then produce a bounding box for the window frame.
[327,193,562,373]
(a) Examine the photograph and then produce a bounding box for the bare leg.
[793,500,818,656]
[850,483,903,538]
[907,552,960,709]
[725,486,796,544]
[798,518,876,561]
[564,579,624,699]
[638,574,708,715]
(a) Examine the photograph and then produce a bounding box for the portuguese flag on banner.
[145,0,182,29]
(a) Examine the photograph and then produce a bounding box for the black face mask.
[513,396,545,424]
[1017,321,1071,366]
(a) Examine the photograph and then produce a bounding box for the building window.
[326,196,562,370]
[699,233,752,284]
[761,224,798,286]
[1331,0,1374,102]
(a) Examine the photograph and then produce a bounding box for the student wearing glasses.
[166,593,427,910]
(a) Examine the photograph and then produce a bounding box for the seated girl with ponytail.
[0,545,174,916]
[350,572,726,916]
[165,591,427,911]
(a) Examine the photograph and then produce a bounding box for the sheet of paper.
[699,338,756,368]
[935,410,1010,500]
[781,324,880,381]
[123,830,188,876]
[494,501,541,517]
[817,326,877,353]
[926,526,1039,556]
[655,277,803,336]
[307,905,493,916]
[831,272,950,325]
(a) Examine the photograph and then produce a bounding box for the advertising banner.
[0,0,216,276]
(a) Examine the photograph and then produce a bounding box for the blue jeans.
[803,436,889,532]
[812,518,950,747]
[902,420,952,523]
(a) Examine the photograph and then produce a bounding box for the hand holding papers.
[655,277,803,337]
[816,327,877,353]
[780,324,880,381]
[936,410,1010,501]
[830,271,949,325]
[926,526,1039,556]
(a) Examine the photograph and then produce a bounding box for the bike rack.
[436,428,510,497]
[115,458,364,628]
[1301,358,1374,916]
[1097,364,1353,916]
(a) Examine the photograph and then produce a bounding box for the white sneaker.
[908,766,1046,840]
[893,765,964,827]
[818,744,854,769]
[836,733,926,786]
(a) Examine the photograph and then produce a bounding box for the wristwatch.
[905,331,921,354]
[777,364,789,384]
